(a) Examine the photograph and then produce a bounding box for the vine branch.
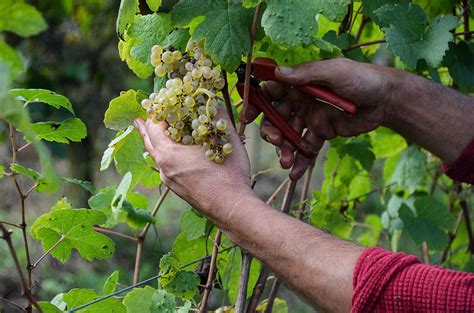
[239,1,263,137]
[441,211,464,264]
[198,230,222,313]
[0,224,42,313]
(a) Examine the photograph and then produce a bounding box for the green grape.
[183,83,193,94]
[182,135,193,145]
[197,106,206,115]
[151,45,163,55]
[191,119,200,129]
[214,155,225,164]
[155,65,166,77]
[162,63,173,73]
[211,69,220,79]
[184,96,195,107]
[166,113,178,124]
[223,143,233,155]
[185,62,193,71]
[198,114,208,124]
[208,105,218,117]
[216,119,227,131]
[191,68,202,79]
[202,66,212,79]
[162,51,174,64]
[205,149,215,160]
[141,99,152,109]
[197,124,208,135]
[172,50,182,61]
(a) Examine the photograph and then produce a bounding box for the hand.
[134,110,252,219]
[242,58,402,180]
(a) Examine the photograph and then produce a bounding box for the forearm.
[203,188,363,313]
[384,72,474,164]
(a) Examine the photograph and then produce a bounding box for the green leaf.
[10,89,74,114]
[376,3,459,67]
[172,232,207,269]
[0,40,25,80]
[369,127,407,158]
[340,138,375,172]
[161,28,191,51]
[38,302,63,313]
[0,165,4,180]
[146,0,161,12]
[262,1,320,46]
[119,33,154,78]
[0,0,47,37]
[100,126,134,171]
[162,270,199,300]
[121,201,155,228]
[61,177,96,194]
[116,0,138,40]
[128,14,173,65]
[123,286,175,313]
[356,214,382,247]
[104,90,145,131]
[399,197,455,250]
[114,129,161,188]
[179,209,207,240]
[30,118,86,143]
[10,163,53,192]
[171,0,253,72]
[63,289,125,312]
[51,197,72,211]
[443,42,474,89]
[314,0,351,21]
[103,270,119,295]
[159,253,181,285]
[362,0,409,27]
[111,172,133,223]
[30,209,115,262]
[390,145,427,192]
[257,298,289,313]
[242,0,259,8]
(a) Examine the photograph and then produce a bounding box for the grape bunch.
[141,41,233,163]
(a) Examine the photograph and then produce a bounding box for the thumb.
[274,64,312,86]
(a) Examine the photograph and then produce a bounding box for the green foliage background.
[0,0,473,312]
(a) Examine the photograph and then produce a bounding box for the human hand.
[134,110,252,218]
[242,58,401,180]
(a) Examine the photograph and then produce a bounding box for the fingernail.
[278,66,293,75]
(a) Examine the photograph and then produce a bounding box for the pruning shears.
[236,57,357,158]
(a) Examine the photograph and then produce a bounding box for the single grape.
[166,113,178,124]
[191,119,200,129]
[185,62,194,71]
[162,63,173,73]
[155,65,166,77]
[208,105,218,117]
[222,143,233,155]
[182,135,193,145]
[151,45,163,55]
[205,149,215,160]
[172,50,182,61]
[198,114,208,124]
[202,66,212,79]
[211,69,220,80]
[182,83,193,94]
[162,51,174,64]
[141,99,152,109]
[197,124,208,135]
[191,68,202,79]
[197,106,207,115]
[175,121,185,129]
[184,96,195,107]
[214,155,225,164]
[216,119,227,131]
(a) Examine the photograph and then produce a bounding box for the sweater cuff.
[443,138,474,184]
[351,248,420,313]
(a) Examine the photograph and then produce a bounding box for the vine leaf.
[159,253,200,300]
[262,0,320,47]
[10,163,50,192]
[38,302,63,313]
[171,0,253,72]
[179,209,207,240]
[103,270,119,295]
[390,145,427,193]
[362,0,409,27]
[51,197,72,211]
[104,90,145,131]
[443,42,474,89]
[61,177,96,194]
[399,197,455,250]
[101,126,134,171]
[10,88,74,114]
[146,0,162,12]
[30,209,115,263]
[114,129,161,188]
[256,298,289,313]
[63,289,125,312]
[0,40,25,80]
[116,0,138,40]
[30,118,87,144]
[128,14,173,65]
[314,0,351,22]
[0,0,47,37]
[123,286,175,313]
[375,3,459,67]
[0,165,4,180]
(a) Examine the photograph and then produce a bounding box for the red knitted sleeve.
[351,248,474,312]
[443,138,474,184]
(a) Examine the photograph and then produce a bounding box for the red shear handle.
[237,83,316,158]
[252,57,357,114]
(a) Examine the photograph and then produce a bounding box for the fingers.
[274,58,354,87]
[290,131,324,180]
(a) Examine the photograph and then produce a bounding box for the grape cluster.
[141,41,233,163]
